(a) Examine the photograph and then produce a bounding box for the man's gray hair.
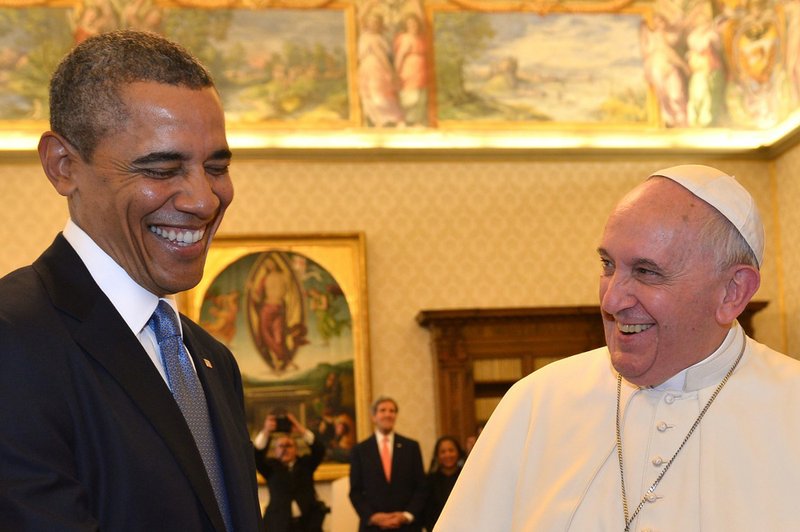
[699,207,759,271]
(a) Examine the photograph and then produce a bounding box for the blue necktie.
[148,300,232,531]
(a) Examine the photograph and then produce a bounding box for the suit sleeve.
[348,444,375,521]
[254,444,274,480]
[405,440,429,519]
[0,321,97,530]
[308,431,326,470]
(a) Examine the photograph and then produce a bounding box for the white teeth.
[149,226,204,245]
[618,323,653,334]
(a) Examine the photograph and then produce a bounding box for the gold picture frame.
[179,233,371,480]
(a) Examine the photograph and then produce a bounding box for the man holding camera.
[254,410,329,532]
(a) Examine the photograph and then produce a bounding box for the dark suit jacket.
[255,433,327,532]
[0,235,262,531]
[349,433,427,532]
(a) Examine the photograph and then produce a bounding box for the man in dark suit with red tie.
[349,396,428,531]
[0,31,261,531]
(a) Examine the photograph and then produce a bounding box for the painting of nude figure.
[246,251,311,373]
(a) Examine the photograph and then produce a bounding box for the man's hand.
[368,512,404,529]
[263,414,277,436]
[287,412,306,435]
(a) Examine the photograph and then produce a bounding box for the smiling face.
[436,439,461,472]
[274,436,298,464]
[63,81,232,296]
[598,178,730,386]
[372,399,397,435]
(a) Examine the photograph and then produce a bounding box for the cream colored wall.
[775,142,800,356]
[0,154,784,464]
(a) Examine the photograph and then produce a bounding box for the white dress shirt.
[63,219,187,385]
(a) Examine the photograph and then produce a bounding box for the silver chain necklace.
[615,338,746,531]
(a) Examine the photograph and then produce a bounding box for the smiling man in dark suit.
[0,30,261,531]
[349,396,428,531]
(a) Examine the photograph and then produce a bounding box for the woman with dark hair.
[423,436,465,531]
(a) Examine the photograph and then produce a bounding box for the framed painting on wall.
[179,233,371,480]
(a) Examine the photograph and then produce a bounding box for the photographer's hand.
[264,414,278,436]
[287,412,306,435]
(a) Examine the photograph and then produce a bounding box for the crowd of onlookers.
[255,397,481,532]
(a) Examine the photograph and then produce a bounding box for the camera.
[275,415,292,433]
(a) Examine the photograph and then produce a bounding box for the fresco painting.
[1,0,800,140]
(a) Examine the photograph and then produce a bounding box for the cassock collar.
[650,323,745,393]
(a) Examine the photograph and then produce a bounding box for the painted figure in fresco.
[329,412,356,461]
[201,290,240,345]
[393,13,428,126]
[320,371,343,412]
[307,285,349,345]
[782,0,800,103]
[247,253,308,373]
[72,0,163,44]
[121,0,164,33]
[72,0,116,44]
[358,11,406,127]
[259,256,295,369]
[640,13,690,127]
[730,0,780,125]
[686,6,726,126]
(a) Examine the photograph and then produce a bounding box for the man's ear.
[716,265,761,326]
[38,131,81,196]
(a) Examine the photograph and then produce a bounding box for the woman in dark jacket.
[423,436,466,531]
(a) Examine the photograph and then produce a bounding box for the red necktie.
[380,435,392,482]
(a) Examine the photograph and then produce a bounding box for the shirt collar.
[375,430,395,444]
[62,219,176,336]
[650,323,745,392]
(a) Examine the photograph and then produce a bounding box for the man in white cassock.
[435,164,800,532]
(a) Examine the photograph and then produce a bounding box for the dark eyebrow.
[131,148,232,165]
[131,151,185,165]
[209,148,233,161]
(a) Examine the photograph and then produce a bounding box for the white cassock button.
[651,456,664,467]
[656,421,669,432]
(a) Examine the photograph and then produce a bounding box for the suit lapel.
[392,435,407,479]
[367,435,387,483]
[183,324,237,442]
[34,236,227,532]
